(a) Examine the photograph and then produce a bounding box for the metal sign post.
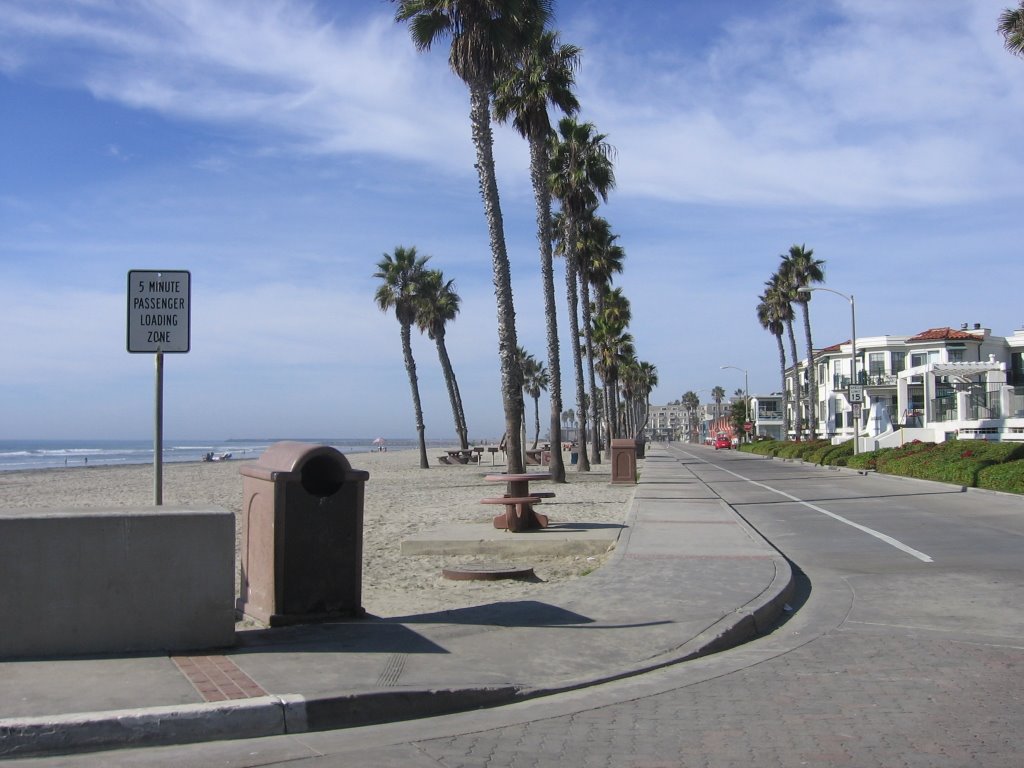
[127,270,191,505]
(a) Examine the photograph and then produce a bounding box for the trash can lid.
[240,441,368,482]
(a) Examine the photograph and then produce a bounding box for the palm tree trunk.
[580,277,601,463]
[785,317,802,439]
[434,332,468,449]
[401,322,429,469]
[603,379,612,446]
[468,79,523,477]
[532,394,541,448]
[800,301,818,440]
[606,376,614,442]
[565,250,590,471]
[528,135,566,482]
[775,331,791,440]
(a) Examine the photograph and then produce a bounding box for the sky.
[2,0,1023,441]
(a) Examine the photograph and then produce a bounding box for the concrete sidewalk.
[0,447,794,759]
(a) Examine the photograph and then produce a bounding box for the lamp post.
[720,365,749,442]
[799,285,858,454]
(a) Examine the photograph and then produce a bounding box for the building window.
[948,348,964,363]
[892,351,906,373]
[911,350,938,368]
[869,352,885,376]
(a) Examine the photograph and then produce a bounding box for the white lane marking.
[680,450,934,563]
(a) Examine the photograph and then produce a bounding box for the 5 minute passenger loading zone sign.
[127,270,191,353]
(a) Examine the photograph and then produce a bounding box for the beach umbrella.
[372,437,386,445]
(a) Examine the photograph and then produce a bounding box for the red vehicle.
[714,435,732,450]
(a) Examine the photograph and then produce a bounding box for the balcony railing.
[931,390,1004,422]
[833,372,898,389]
[968,390,1002,420]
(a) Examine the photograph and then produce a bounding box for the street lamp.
[798,285,858,454]
[720,365,749,441]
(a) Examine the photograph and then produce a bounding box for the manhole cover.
[442,563,535,581]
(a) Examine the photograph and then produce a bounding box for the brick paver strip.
[170,655,268,702]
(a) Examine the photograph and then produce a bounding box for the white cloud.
[0,0,474,169]
[572,0,1024,208]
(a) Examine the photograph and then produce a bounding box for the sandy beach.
[0,448,637,619]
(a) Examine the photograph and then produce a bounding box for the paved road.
[24,446,1024,767]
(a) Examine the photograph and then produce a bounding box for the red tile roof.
[819,340,849,353]
[907,327,979,342]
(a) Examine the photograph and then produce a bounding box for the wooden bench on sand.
[479,496,549,530]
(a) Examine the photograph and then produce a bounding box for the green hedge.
[740,438,1023,494]
[977,459,1024,493]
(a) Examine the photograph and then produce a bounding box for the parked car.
[714,435,732,450]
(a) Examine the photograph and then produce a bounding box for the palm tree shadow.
[233,601,596,656]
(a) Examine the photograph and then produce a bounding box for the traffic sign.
[848,384,864,404]
[127,270,191,353]
[744,421,753,432]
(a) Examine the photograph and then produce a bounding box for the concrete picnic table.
[482,472,553,531]
[443,449,476,464]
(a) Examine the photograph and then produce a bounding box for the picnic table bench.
[479,496,548,530]
[482,472,553,531]
[438,449,477,465]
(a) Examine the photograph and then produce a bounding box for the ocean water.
[0,438,431,472]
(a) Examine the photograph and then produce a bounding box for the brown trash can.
[610,438,637,484]
[238,442,369,626]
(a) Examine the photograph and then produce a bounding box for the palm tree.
[591,310,633,442]
[619,357,655,438]
[549,117,616,472]
[599,287,631,443]
[416,269,469,449]
[585,216,625,320]
[711,386,726,420]
[757,282,791,440]
[999,2,1024,56]
[519,349,550,448]
[374,246,431,468]
[779,244,825,440]
[766,270,802,439]
[681,391,701,443]
[575,209,605,463]
[492,25,579,483]
[619,354,645,438]
[580,214,625,455]
[637,361,658,434]
[395,0,552,478]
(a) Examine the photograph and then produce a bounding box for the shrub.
[977,460,1024,494]
[821,441,854,466]
[774,439,830,460]
[875,439,1023,490]
[847,448,880,470]
[741,437,1022,493]
[755,440,781,455]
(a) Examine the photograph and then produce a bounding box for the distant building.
[648,403,687,441]
[783,323,1024,447]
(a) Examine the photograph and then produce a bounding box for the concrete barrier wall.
[0,506,235,658]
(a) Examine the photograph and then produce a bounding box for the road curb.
[0,558,795,761]
[0,696,285,759]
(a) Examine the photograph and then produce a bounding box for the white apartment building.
[648,403,688,441]
[783,324,1024,448]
